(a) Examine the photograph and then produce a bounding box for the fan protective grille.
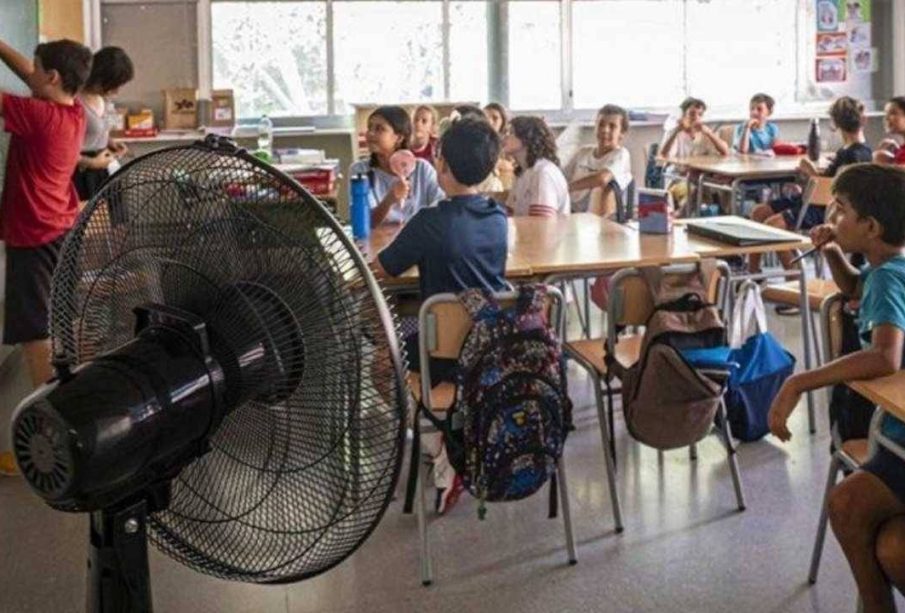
[50,141,406,583]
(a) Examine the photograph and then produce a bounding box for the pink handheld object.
[389,150,417,178]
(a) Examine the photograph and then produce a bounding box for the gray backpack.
[607,263,727,450]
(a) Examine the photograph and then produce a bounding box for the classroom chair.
[808,291,871,584]
[407,286,577,586]
[561,262,745,533]
[761,278,840,367]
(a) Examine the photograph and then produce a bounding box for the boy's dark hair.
[833,164,905,245]
[453,104,485,120]
[680,97,707,114]
[509,116,559,176]
[368,105,412,167]
[85,47,134,94]
[888,96,905,115]
[34,39,92,95]
[828,96,865,133]
[483,102,509,133]
[439,117,500,187]
[598,104,629,133]
[750,92,775,112]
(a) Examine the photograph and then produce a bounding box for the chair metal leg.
[657,449,664,463]
[416,456,433,586]
[593,374,624,533]
[604,376,617,467]
[719,399,746,511]
[556,456,578,564]
[689,444,698,461]
[797,260,817,434]
[583,278,591,339]
[809,454,842,584]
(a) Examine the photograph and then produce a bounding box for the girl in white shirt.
[503,116,570,217]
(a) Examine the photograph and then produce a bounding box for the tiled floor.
[0,308,901,612]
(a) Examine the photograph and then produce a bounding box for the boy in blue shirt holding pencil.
[768,164,905,612]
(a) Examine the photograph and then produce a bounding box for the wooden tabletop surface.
[848,372,905,423]
[365,213,810,284]
[660,154,809,178]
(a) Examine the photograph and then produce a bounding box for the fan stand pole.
[86,498,153,613]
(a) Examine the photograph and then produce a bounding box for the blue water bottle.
[350,174,370,240]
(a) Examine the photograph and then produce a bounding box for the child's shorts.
[862,447,905,504]
[3,234,67,345]
[769,195,825,231]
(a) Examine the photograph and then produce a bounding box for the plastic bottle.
[350,174,370,241]
[807,118,821,162]
[257,114,274,157]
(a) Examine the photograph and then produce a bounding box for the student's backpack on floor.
[724,281,796,442]
[609,263,727,449]
[426,285,572,518]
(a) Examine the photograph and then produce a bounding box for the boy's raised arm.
[0,39,34,109]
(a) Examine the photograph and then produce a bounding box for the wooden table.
[661,154,810,215]
[849,372,905,463]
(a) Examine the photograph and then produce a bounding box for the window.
[571,0,684,110]
[212,2,328,117]
[685,0,797,109]
[508,1,561,110]
[208,0,864,119]
[449,1,490,104]
[333,2,443,113]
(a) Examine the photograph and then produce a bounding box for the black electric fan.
[10,136,407,612]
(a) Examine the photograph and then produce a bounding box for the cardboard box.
[163,88,198,130]
[127,108,155,130]
[209,89,235,128]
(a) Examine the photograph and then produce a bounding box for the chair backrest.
[804,176,834,207]
[821,292,845,363]
[717,124,736,148]
[607,261,728,348]
[418,287,565,361]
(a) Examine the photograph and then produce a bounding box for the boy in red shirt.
[0,38,91,474]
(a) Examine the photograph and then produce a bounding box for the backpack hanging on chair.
[421,284,572,519]
[607,262,728,450]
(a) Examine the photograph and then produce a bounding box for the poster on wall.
[816,57,847,82]
[840,0,871,23]
[849,23,871,47]
[816,32,848,56]
[816,0,840,31]
[852,47,878,74]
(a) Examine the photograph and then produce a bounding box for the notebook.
[684,219,799,246]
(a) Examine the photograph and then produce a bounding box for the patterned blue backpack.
[427,285,572,518]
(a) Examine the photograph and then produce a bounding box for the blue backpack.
[427,285,572,518]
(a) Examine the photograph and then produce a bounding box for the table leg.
[797,258,816,434]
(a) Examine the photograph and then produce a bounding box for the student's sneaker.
[0,451,18,477]
[435,475,464,515]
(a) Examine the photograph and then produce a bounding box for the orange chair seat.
[565,335,643,375]
[840,438,869,466]
[406,372,456,411]
[762,279,840,310]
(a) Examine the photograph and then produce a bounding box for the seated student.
[563,104,633,215]
[748,96,872,274]
[659,97,729,213]
[410,104,438,163]
[503,115,570,217]
[74,46,134,201]
[0,37,92,476]
[349,105,444,227]
[873,97,905,166]
[767,164,905,613]
[733,92,779,153]
[374,117,508,514]
[437,105,503,193]
[484,102,515,190]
